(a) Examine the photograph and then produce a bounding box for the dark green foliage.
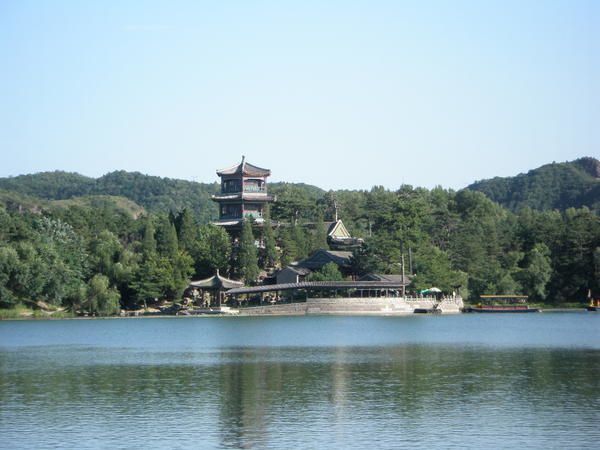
[0,171,96,200]
[306,262,343,282]
[309,211,329,254]
[83,274,121,315]
[174,208,197,253]
[0,158,598,312]
[141,219,157,256]
[156,216,179,257]
[270,183,321,223]
[194,224,231,278]
[261,207,278,269]
[278,226,298,267]
[467,157,600,212]
[236,219,259,283]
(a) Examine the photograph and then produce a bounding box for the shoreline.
[0,305,592,321]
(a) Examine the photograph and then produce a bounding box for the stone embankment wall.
[237,297,463,316]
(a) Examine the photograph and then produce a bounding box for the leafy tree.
[518,243,552,300]
[411,246,466,294]
[83,274,121,315]
[0,245,19,307]
[306,262,343,282]
[194,224,231,278]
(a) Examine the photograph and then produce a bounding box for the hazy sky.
[1,1,598,190]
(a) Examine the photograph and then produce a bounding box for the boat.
[585,290,599,311]
[463,295,540,313]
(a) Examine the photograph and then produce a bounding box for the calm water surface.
[1,313,599,449]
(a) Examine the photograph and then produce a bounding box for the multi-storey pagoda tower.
[212,157,275,231]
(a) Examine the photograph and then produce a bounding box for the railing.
[220,213,242,220]
[243,185,266,193]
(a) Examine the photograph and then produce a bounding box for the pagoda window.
[243,203,263,218]
[221,204,242,219]
[222,179,242,194]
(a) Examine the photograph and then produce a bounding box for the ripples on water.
[1,314,599,449]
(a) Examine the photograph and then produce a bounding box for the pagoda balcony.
[243,185,266,193]
[212,193,275,202]
[219,213,243,220]
[219,186,266,194]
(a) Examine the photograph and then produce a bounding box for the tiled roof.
[227,280,408,295]
[217,158,271,177]
[297,249,353,269]
[189,272,244,290]
[359,273,411,284]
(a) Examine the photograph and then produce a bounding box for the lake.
[1,313,599,449]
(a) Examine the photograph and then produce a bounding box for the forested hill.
[466,157,600,212]
[0,170,327,224]
[0,171,221,223]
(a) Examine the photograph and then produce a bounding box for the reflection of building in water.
[330,347,350,428]
[215,357,272,448]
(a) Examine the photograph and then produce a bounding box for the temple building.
[212,157,276,230]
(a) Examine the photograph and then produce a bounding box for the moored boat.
[464,295,540,313]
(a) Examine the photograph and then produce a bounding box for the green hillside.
[467,157,600,212]
[0,171,327,224]
[0,171,220,223]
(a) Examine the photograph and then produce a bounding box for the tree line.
[0,177,598,315]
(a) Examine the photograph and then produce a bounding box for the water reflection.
[1,316,600,449]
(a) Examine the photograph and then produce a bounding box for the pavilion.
[187,270,244,307]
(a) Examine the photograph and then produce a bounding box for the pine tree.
[195,224,231,278]
[156,216,178,257]
[310,211,329,253]
[291,223,308,259]
[141,218,157,257]
[174,208,197,253]
[262,206,278,269]
[237,219,259,283]
[278,226,298,267]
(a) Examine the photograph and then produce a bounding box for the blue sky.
[0,1,598,190]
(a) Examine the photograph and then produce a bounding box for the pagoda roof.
[189,271,244,290]
[217,157,271,177]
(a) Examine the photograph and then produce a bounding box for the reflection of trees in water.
[2,347,599,448]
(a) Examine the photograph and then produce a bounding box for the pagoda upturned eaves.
[216,160,271,178]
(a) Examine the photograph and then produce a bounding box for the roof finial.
[241,155,245,166]
[216,268,220,277]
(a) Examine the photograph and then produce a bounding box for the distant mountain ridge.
[0,170,326,223]
[0,170,219,222]
[466,157,599,212]
[1,158,597,220]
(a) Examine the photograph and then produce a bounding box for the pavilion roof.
[359,273,412,284]
[297,249,354,270]
[189,271,244,290]
[217,157,271,177]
